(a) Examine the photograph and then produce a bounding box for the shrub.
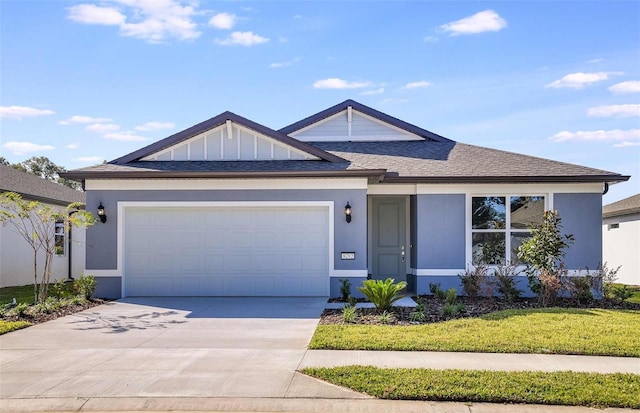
[379,310,396,324]
[495,264,522,302]
[12,302,29,317]
[539,270,563,307]
[443,303,465,318]
[566,276,594,304]
[458,263,488,298]
[339,278,352,301]
[612,285,633,304]
[357,278,407,312]
[74,274,96,300]
[429,283,446,300]
[445,288,458,305]
[342,305,358,323]
[50,279,72,299]
[599,263,622,301]
[409,301,426,322]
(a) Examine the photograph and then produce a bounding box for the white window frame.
[54,219,65,256]
[466,193,549,267]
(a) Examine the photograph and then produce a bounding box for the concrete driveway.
[0,297,361,400]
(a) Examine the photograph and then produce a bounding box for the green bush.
[445,288,458,305]
[612,285,633,304]
[357,278,407,312]
[567,276,594,304]
[12,302,29,317]
[74,274,96,300]
[379,310,396,324]
[339,278,351,301]
[342,305,358,323]
[409,301,426,322]
[429,283,446,299]
[458,263,488,298]
[443,303,465,318]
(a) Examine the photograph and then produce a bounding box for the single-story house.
[0,164,86,288]
[61,100,630,299]
[603,193,640,286]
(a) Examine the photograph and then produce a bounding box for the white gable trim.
[141,121,319,161]
[290,107,424,142]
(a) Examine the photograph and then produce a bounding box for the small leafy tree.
[517,210,574,304]
[0,192,95,303]
[357,278,407,312]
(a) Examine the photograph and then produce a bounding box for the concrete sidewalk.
[300,350,640,374]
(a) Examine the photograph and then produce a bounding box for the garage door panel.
[125,206,329,297]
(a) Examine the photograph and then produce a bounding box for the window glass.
[472,232,505,265]
[54,220,65,256]
[510,232,531,264]
[472,197,506,229]
[510,196,545,229]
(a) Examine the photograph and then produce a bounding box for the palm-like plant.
[357,278,407,312]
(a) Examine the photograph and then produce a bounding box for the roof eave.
[380,175,631,184]
[61,169,387,180]
[603,207,640,218]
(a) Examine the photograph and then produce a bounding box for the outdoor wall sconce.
[345,202,352,223]
[97,203,107,223]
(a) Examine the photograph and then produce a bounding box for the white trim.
[294,135,422,142]
[416,183,602,194]
[118,201,335,297]
[330,270,368,277]
[86,177,369,191]
[368,184,417,195]
[84,269,121,277]
[412,269,465,276]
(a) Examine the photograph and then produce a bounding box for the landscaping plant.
[339,278,351,301]
[342,305,358,323]
[379,310,396,324]
[458,263,488,298]
[357,278,407,312]
[599,262,622,301]
[494,263,522,302]
[429,283,446,299]
[74,274,97,300]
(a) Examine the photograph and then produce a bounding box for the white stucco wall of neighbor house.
[603,213,640,286]
[0,205,87,288]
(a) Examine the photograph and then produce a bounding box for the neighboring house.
[603,193,640,286]
[0,164,86,288]
[61,100,630,299]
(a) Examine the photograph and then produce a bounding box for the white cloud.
[440,10,507,36]
[59,115,111,125]
[549,129,640,143]
[614,141,640,148]
[74,156,104,163]
[423,36,438,43]
[380,98,409,105]
[545,72,621,89]
[587,104,640,118]
[359,88,385,96]
[588,58,604,64]
[313,78,371,89]
[0,106,55,119]
[67,144,79,149]
[2,141,55,155]
[135,121,175,131]
[405,81,431,89]
[609,80,640,94]
[104,132,147,142]
[67,0,201,43]
[86,123,121,133]
[268,57,301,69]
[215,31,269,46]
[66,4,126,25]
[208,12,236,29]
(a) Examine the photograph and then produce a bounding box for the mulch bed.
[319,296,640,325]
[2,299,107,326]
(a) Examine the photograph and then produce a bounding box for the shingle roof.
[603,194,640,218]
[310,140,627,183]
[0,164,85,205]
[61,99,630,185]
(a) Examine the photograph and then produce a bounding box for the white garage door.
[124,206,330,296]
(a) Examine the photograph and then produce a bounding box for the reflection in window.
[471,195,545,265]
[54,220,65,256]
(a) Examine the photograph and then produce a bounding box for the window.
[471,196,545,265]
[54,220,65,255]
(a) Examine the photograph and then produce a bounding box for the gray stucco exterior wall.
[413,194,466,269]
[86,188,368,272]
[554,192,603,270]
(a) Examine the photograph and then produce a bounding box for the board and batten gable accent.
[290,107,424,142]
[141,121,319,161]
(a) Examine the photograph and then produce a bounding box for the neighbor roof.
[0,164,85,206]
[603,193,640,218]
[61,100,630,185]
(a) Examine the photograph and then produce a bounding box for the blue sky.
[1,1,638,203]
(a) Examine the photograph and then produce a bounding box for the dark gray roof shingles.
[603,193,640,217]
[0,164,85,205]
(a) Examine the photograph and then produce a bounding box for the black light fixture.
[97,203,107,223]
[344,202,352,223]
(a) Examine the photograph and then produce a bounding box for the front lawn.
[302,367,640,409]
[0,320,31,334]
[615,283,640,304]
[0,284,39,306]
[310,308,640,357]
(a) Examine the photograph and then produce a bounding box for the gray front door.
[371,197,407,282]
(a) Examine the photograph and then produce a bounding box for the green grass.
[310,308,640,357]
[615,283,640,304]
[0,282,76,306]
[0,320,31,335]
[302,367,640,408]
